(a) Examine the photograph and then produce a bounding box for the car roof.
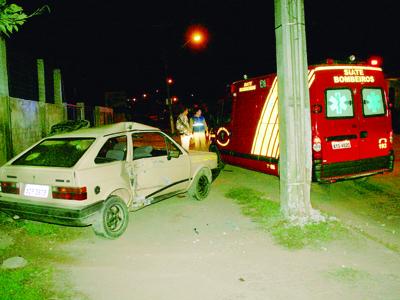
[49,122,160,138]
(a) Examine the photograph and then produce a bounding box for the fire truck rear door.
[322,88,360,164]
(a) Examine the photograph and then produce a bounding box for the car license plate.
[331,140,351,149]
[24,184,49,198]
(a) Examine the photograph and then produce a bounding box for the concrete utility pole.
[274,0,313,220]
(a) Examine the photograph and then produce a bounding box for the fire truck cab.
[213,58,394,182]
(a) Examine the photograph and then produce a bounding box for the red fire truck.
[212,58,394,182]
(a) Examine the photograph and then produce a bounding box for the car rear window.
[12,138,95,167]
[325,88,354,118]
[362,88,386,116]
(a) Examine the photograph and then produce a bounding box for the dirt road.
[59,154,400,299]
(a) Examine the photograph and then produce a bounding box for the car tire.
[92,196,129,239]
[188,168,211,201]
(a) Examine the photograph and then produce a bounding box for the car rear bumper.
[313,151,394,182]
[0,197,104,226]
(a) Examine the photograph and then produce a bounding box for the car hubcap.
[106,204,124,232]
[197,175,209,197]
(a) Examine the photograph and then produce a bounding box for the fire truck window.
[325,89,354,118]
[362,88,385,116]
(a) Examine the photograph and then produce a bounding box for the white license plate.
[331,140,351,149]
[24,184,49,198]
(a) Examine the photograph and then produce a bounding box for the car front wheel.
[188,168,211,201]
[92,196,129,239]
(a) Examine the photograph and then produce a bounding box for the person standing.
[176,107,191,151]
[190,108,209,151]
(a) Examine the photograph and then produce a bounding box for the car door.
[130,131,190,200]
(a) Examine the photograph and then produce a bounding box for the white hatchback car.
[0,122,219,238]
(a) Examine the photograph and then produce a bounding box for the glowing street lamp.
[183,25,208,49]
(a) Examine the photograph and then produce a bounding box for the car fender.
[108,188,132,206]
[188,166,212,190]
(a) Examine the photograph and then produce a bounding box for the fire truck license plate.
[331,140,351,149]
[24,184,49,198]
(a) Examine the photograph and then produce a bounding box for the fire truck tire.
[92,196,129,239]
[188,168,211,201]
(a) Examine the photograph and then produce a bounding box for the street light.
[164,25,209,134]
[183,25,209,49]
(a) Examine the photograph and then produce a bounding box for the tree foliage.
[0,1,50,37]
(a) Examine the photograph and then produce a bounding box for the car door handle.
[360,131,368,138]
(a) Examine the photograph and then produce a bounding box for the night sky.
[6,0,400,108]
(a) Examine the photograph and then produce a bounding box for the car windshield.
[12,138,95,167]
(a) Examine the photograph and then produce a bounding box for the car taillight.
[389,131,393,143]
[312,136,322,159]
[52,186,87,201]
[0,181,20,194]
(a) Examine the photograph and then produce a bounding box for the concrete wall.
[0,98,113,166]
[0,96,10,166]
[7,97,65,158]
[45,102,65,133]
[10,97,42,156]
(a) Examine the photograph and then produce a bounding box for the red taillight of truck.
[312,136,322,159]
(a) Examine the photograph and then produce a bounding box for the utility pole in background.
[165,72,175,134]
[274,0,316,222]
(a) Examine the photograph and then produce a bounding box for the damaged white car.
[0,122,220,239]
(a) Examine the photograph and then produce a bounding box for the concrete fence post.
[0,36,13,164]
[76,102,85,120]
[63,102,68,121]
[37,59,46,102]
[94,106,101,127]
[37,59,47,137]
[53,68,63,105]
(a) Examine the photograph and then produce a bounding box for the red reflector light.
[52,186,87,201]
[312,104,322,114]
[0,181,20,194]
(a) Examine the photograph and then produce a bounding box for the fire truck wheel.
[209,143,225,181]
[189,169,211,201]
[92,196,129,239]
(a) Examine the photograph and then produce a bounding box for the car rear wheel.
[92,196,129,239]
[188,168,211,201]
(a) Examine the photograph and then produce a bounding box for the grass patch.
[0,211,86,299]
[226,187,348,250]
[327,266,370,284]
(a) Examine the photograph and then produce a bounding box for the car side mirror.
[168,149,180,160]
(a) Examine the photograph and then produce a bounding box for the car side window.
[95,135,127,164]
[165,136,181,153]
[132,132,167,160]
